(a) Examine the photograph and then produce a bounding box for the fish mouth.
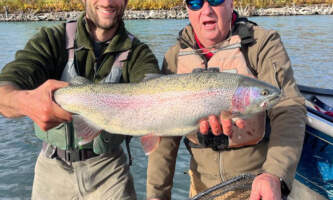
[260,94,281,109]
[270,94,281,102]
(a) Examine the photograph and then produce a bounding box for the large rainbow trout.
[54,72,281,154]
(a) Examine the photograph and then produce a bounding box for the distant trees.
[0,0,332,13]
[0,0,83,13]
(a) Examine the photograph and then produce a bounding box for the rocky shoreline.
[0,4,332,22]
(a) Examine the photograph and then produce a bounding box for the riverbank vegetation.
[0,0,332,13]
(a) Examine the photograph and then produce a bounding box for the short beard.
[85,2,125,31]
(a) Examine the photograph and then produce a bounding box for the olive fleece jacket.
[0,13,160,88]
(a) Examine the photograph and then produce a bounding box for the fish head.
[231,77,281,116]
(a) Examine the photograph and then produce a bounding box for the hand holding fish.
[28,79,72,131]
[20,80,72,131]
[199,115,246,136]
[0,79,72,131]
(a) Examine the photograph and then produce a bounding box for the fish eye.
[261,89,270,96]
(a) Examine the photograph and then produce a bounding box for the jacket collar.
[75,13,133,53]
[177,24,197,49]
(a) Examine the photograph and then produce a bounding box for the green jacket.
[0,14,159,88]
[0,13,160,151]
[146,18,306,199]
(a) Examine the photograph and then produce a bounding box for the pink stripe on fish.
[96,90,222,109]
[232,87,250,112]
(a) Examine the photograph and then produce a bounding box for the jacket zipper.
[93,54,108,82]
[219,151,226,182]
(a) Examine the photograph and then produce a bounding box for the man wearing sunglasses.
[147,0,306,199]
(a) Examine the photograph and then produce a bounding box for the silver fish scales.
[54,72,281,151]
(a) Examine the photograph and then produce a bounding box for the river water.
[0,15,332,200]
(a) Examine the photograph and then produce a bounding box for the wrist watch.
[280,178,290,200]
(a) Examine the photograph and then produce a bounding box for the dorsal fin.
[70,76,92,85]
[143,73,164,81]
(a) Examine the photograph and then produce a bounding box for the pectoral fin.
[140,133,161,155]
[73,115,103,145]
[186,131,200,144]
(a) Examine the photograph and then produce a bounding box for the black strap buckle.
[280,178,290,200]
[184,131,229,151]
[64,150,80,162]
[192,67,220,73]
[197,131,229,151]
[56,148,97,163]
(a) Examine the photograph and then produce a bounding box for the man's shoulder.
[235,21,280,49]
[124,30,154,54]
[252,25,279,38]
[125,30,140,45]
[235,19,279,40]
[33,22,66,42]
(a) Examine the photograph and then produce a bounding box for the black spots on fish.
[246,131,253,136]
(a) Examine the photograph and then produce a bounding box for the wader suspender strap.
[104,48,133,166]
[65,21,77,152]
[125,136,133,166]
[102,49,130,83]
[233,18,258,77]
[119,33,135,166]
[66,21,77,60]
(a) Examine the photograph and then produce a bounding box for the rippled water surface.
[0,15,332,199]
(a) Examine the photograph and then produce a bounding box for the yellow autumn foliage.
[0,0,332,13]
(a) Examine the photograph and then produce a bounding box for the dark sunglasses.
[186,0,225,11]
